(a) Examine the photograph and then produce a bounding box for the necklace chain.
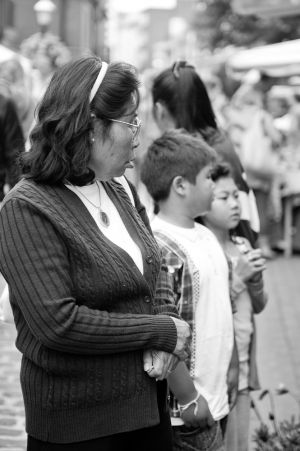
[68,181,110,227]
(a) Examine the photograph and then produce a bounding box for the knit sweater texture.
[0,178,178,443]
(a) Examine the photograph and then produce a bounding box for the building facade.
[0,0,108,58]
[108,0,197,71]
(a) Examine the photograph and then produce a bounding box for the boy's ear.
[172,176,187,196]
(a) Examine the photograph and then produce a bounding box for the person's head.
[141,129,216,218]
[32,40,71,77]
[151,60,217,135]
[203,162,241,233]
[22,56,141,184]
[0,58,31,120]
[0,27,20,51]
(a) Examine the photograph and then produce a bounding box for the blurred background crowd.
[2,0,300,258]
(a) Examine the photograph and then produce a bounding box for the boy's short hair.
[141,129,216,203]
[210,162,232,182]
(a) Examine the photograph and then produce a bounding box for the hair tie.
[172,60,194,79]
[89,61,108,103]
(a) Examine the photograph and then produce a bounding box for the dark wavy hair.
[22,56,140,185]
[152,61,217,135]
[141,129,216,203]
[210,161,232,182]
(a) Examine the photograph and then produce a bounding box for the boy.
[141,130,238,451]
[202,163,267,451]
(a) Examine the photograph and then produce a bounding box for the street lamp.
[33,0,56,31]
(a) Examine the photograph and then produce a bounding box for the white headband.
[89,62,108,103]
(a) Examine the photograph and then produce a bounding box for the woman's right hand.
[170,317,191,360]
[235,249,266,282]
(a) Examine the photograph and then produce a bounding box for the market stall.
[227,39,300,78]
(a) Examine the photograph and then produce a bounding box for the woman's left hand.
[143,350,179,380]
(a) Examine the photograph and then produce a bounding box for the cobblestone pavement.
[0,324,26,450]
[249,256,300,449]
[1,256,300,450]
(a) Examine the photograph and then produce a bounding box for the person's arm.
[168,362,214,428]
[262,111,282,147]
[247,272,268,314]
[227,337,239,410]
[153,256,181,317]
[0,198,178,356]
[2,97,24,188]
[233,238,268,314]
[143,239,191,378]
[0,283,14,323]
[231,241,266,296]
[143,251,190,379]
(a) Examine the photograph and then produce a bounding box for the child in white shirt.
[202,163,268,451]
[141,130,238,451]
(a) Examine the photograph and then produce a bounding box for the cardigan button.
[146,255,153,264]
[144,296,151,303]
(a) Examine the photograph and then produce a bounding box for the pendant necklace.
[69,180,110,227]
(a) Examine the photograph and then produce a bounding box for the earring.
[91,136,95,144]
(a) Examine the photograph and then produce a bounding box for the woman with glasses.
[0,56,191,451]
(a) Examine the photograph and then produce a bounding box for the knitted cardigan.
[0,178,178,443]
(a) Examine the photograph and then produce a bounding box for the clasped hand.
[143,317,190,380]
[143,349,179,380]
[236,249,266,282]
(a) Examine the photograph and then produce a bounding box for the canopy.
[227,39,300,77]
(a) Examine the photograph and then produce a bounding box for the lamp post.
[33,0,56,34]
[89,0,109,59]
[20,0,71,83]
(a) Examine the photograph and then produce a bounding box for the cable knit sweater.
[0,178,178,443]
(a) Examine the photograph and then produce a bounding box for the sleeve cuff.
[150,315,177,353]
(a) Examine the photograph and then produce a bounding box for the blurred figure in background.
[202,72,228,130]
[0,26,21,52]
[148,60,259,247]
[21,32,71,103]
[0,92,24,200]
[230,71,282,258]
[0,58,35,140]
[290,91,300,156]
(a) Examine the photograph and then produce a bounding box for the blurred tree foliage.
[193,0,300,50]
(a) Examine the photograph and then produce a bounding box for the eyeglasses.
[109,117,142,137]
